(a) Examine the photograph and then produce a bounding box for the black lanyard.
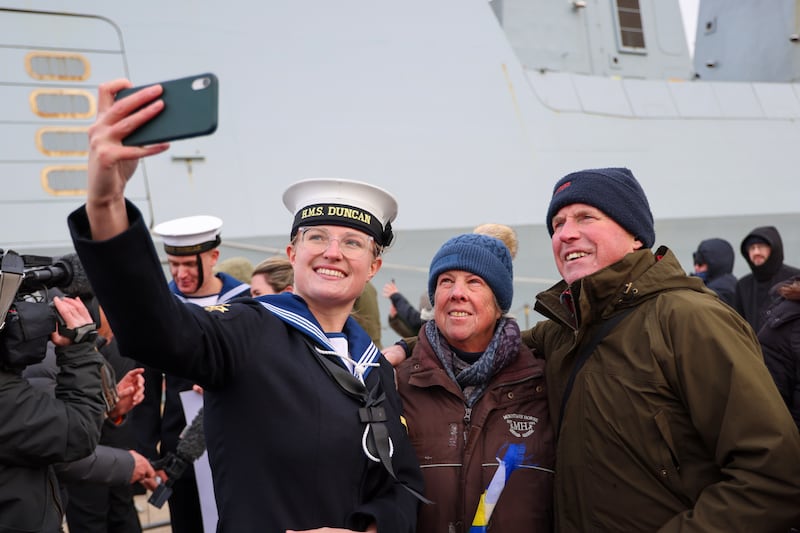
[306,339,431,504]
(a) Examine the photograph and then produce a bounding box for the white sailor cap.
[152,215,223,256]
[283,178,398,246]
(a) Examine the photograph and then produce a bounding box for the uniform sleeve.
[69,201,256,389]
[657,298,800,532]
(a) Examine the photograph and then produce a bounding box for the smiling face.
[287,225,381,313]
[433,270,501,352]
[167,249,220,295]
[551,203,643,285]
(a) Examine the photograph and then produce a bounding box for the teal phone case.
[116,73,218,146]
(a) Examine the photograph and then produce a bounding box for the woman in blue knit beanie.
[395,232,555,533]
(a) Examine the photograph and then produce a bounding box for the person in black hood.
[734,226,800,332]
[691,238,737,307]
[757,276,800,431]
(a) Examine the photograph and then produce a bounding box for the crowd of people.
[1,77,799,533]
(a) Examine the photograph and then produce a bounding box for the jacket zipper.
[463,406,472,445]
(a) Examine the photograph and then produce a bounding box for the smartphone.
[115,73,218,146]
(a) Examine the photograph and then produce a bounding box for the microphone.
[177,406,207,459]
[149,407,206,508]
[19,253,94,299]
[56,253,94,299]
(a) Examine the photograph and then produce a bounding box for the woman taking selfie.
[68,78,424,533]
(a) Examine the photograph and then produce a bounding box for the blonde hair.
[473,223,519,260]
[214,256,255,283]
[252,256,294,293]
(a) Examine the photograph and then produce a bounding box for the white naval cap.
[283,178,398,247]
[152,215,223,256]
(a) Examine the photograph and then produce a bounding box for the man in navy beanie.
[522,167,800,531]
[545,167,654,249]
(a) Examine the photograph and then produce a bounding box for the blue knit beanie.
[545,167,655,249]
[428,233,514,312]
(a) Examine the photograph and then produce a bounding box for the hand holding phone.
[114,73,218,146]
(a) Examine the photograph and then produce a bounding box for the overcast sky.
[678,0,700,54]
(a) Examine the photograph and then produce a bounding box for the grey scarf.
[425,317,521,406]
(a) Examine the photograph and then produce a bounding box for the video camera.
[0,249,93,369]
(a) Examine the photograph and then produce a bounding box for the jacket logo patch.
[205,304,230,313]
[448,423,458,448]
[504,413,538,438]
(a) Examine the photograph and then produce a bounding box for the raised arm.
[85,79,170,240]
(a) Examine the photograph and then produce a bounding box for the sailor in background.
[153,215,250,305]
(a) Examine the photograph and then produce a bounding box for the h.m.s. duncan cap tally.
[282,178,398,247]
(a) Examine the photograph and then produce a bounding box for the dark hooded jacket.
[0,342,106,533]
[735,226,800,332]
[691,238,737,307]
[387,291,427,338]
[758,275,800,430]
[522,247,800,532]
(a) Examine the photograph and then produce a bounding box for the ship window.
[615,0,646,50]
[36,128,89,156]
[29,89,96,119]
[41,165,88,196]
[26,52,91,81]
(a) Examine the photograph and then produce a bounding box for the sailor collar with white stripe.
[257,292,381,382]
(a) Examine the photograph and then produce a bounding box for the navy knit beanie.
[545,167,655,249]
[428,233,514,313]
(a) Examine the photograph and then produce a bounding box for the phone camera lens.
[192,77,211,91]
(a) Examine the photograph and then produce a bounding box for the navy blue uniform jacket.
[69,202,423,533]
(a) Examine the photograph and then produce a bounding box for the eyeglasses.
[297,227,374,259]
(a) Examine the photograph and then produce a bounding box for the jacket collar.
[169,271,249,303]
[257,292,381,379]
[534,246,706,329]
[408,327,541,392]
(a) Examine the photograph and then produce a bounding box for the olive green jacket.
[523,246,800,532]
[353,281,382,348]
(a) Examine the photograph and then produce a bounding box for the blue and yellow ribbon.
[469,443,526,532]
